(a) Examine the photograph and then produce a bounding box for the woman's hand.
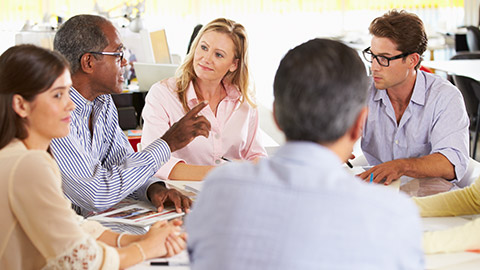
[140,219,186,259]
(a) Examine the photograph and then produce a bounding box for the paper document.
[184,182,203,193]
[88,199,184,227]
[422,216,471,232]
[425,251,480,269]
[347,165,400,190]
[166,180,203,195]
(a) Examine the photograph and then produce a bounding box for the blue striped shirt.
[51,87,171,216]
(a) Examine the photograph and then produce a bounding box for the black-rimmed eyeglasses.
[362,47,411,67]
[88,51,124,63]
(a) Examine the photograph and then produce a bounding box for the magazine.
[88,200,184,227]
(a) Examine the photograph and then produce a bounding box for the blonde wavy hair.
[175,18,255,113]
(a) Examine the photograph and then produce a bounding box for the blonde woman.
[142,18,267,180]
[0,45,185,269]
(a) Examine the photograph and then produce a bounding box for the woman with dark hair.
[0,45,185,269]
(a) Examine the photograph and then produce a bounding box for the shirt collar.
[274,141,343,168]
[409,71,426,106]
[372,71,426,106]
[70,87,109,116]
[186,80,242,108]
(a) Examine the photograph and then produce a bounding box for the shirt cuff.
[97,241,120,269]
[437,149,468,181]
[142,138,171,172]
[80,220,108,239]
[134,177,166,203]
[154,157,185,180]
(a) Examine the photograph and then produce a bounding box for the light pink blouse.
[141,77,267,179]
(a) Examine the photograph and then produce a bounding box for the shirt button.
[395,140,399,144]
[215,134,220,139]
[215,159,221,164]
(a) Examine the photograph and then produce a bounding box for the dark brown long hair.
[0,44,69,149]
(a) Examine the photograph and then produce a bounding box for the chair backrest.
[453,75,480,119]
[450,51,480,60]
[187,24,203,55]
[450,53,480,125]
[466,26,480,52]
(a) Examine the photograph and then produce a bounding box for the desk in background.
[422,60,480,81]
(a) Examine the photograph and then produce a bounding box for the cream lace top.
[0,140,119,269]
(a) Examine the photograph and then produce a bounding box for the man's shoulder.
[423,71,459,96]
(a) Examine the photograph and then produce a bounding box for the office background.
[1,0,479,147]
[1,0,478,106]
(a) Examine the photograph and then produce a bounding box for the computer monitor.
[133,62,179,91]
[122,28,172,64]
[150,29,171,64]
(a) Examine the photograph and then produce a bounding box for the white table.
[127,181,480,269]
[422,60,480,81]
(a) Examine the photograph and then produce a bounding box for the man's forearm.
[402,153,455,180]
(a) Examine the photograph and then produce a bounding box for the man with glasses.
[50,14,211,222]
[358,10,469,187]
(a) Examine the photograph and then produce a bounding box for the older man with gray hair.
[51,14,211,219]
[186,38,424,270]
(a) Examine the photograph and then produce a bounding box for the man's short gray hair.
[273,38,369,143]
[54,14,109,74]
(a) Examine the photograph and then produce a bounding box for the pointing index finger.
[185,101,208,119]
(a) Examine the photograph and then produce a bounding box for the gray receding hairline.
[273,38,369,144]
[54,14,110,74]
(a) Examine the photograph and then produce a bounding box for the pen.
[150,261,169,266]
[369,173,374,183]
[221,156,231,162]
[346,161,353,168]
[150,261,189,266]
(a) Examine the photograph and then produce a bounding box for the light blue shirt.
[186,141,424,270]
[51,87,171,215]
[361,71,469,181]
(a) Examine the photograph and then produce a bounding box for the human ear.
[350,107,368,141]
[12,94,30,118]
[79,53,95,74]
[229,58,239,73]
[409,53,420,69]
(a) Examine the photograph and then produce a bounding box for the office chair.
[450,52,480,159]
[453,75,480,159]
[112,93,144,130]
[187,24,203,54]
[466,26,480,52]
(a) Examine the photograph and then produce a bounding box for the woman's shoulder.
[2,146,59,189]
[149,77,178,94]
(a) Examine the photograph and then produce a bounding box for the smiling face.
[21,69,75,144]
[369,36,413,90]
[193,30,239,82]
[92,22,127,95]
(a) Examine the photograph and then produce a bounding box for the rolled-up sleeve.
[430,83,470,181]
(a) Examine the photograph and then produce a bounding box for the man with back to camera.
[51,14,211,217]
[358,10,469,186]
[186,38,423,270]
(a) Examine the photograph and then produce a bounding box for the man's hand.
[357,159,405,185]
[147,183,192,213]
[161,101,211,152]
